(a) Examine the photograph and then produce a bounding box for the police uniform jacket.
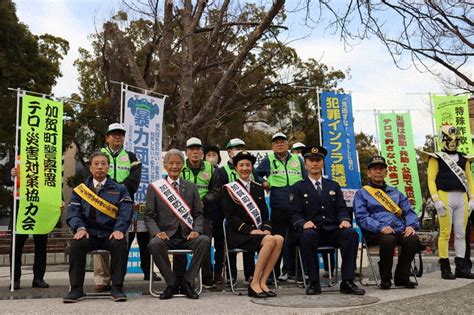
[222,180,272,248]
[289,177,351,232]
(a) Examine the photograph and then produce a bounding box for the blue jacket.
[289,177,351,232]
[353,183,419,234]
[67,176,133,238]
[255,153,306,209]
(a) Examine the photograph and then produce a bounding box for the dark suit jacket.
[289,177,351,232]
[144,177,204,238]
[222,180,271,248]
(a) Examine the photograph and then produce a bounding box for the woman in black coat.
[222,151,284,298]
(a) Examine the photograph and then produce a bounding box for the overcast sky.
[14,0,461,147]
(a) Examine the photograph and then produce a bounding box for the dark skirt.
[226,229,265,253]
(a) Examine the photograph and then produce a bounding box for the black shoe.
[380,280,392,290]
[9,280,20,290]
[306,282,322,295]
[263,290,277,297]
[202,278,216,289]
[394,279,417,289]
[32,279,49,288]
[181,281,199,299]
[63,288,85,303]
[111,285,127,302]
[340,280,365,295]
[214,273,223,284]
[248,285,267,298]
[159,283,180,300]
[439,258,456,280]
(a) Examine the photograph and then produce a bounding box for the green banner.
[18,95,62,234]
[378,113,423,213]
[433,94,473,154]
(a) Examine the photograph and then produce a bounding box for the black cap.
[367,155,387,169]
[301,145,327,159]
[204,145,221,164]
[232,151,257,166]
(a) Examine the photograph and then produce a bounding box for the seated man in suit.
[289,145,365,296]
[145,149,210,300]
[64,151,133,303]
[353,155,420,289]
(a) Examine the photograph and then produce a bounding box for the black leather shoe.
[248,285,267,298]
[380,280,392,290]
[63,288,85,303]
[181,281,199,299]
[306,282,322,295]
[159,283,179,300]
[32,279,50,288]
[263,290,277,297]
[394,279,417,289]
[9,280,20,290]
[111,285,127,302]
[340,280,365,295]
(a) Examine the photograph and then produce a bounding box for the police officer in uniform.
[256,133,306,281]
[289,145,365,295]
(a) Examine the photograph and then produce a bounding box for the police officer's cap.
[301,145,327,159]
[186,137,202,148]
[226,138,246,149]
[271,132,287,142]
[232,151,256,166]
[367,155,387,169]
[107,123,126,134]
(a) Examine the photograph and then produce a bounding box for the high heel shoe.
[248,285,267,298]
[263,290,277,297]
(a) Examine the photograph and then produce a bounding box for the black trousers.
[464,213,473,271]
[299,228,358,283]
[128,231,151,277]
[271,207,295,277]
[69,236,128,288]
[10,234,48,281]
[365,231,419,282]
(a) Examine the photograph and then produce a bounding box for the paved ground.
[0,255,473,314]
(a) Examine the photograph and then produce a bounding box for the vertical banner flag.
[18,95,62,234]
[433,94,473,154]
[320,92,361,206]
[378,113,422,213]
[123,90,164,231]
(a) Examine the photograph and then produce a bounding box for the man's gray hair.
[164,149,185,164]
[88,151,110,165]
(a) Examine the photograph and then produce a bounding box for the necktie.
[315,181,322,198]
[172,181,179,194]
[95,183,103,193]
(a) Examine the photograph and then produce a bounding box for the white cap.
[271,132,287,142]
[226,138,246,149]
[107,123,126,134]
[186,137,202,148]
[291,142,305,150]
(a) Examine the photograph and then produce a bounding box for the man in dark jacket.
[289,145,364,296]
[63,151,133,303]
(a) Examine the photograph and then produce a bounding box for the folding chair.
[149,250,202,298]
[358,236,418,288]
[296,245,339,289]
[222,219,278,295]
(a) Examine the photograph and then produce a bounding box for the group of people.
[8,122,474,303]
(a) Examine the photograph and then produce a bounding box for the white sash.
[436,152,471,198]
[224,181,262,228]
[150,179,194,230]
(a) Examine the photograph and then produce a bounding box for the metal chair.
[222,219,278,295]
[358,236,418,287]
[296,245,339,289]
[149,250,202,298]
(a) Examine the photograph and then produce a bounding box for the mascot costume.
[418,124,474,279]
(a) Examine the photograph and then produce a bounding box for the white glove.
[469,200,474,214]
[434,200,447,217]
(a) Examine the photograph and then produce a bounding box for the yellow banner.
[73,184,118,219]
[363,185,402,217]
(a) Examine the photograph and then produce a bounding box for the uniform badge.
[329,190,336,195]
[303,194,308,198]
[290,161,298,167]
[201,172,209,180]
[120,156,129,162]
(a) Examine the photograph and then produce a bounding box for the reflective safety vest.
[181,160,213,199]
[224,163,239,182]
[267,153,303,187]
[100,147,131,183]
